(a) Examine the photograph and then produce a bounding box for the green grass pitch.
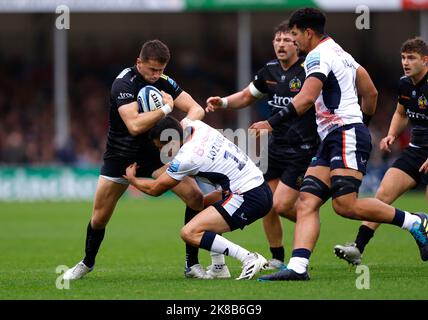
[1,193,427,300]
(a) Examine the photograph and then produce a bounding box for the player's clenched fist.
[161,91,174,109]
[123,162,139,182]
[249,121,272,138]
[379,135,396,152]
[206,96,226,112]
[420,158,428,174]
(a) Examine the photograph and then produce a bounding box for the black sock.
[355,225,375,254]
[270,246,285,262]
[82,222,105,268]
[391,208,405,227]
[185,207,199,268]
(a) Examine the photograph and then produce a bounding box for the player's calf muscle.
[332,195,362,219]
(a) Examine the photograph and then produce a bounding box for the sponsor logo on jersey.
[412,90,417,97]
[418,95,427,109]
[118,92,134,100]
[406,109,428,120]
[168,160,180,173]
[280,75,286,82]
[305,52,320,72]
[267,94,293,108]
[289,77,302,92]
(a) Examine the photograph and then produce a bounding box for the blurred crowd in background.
[0,46,411,169]
[0,12,415,172]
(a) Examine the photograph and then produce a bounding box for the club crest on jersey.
[289,77,302,92]
[418,95,427,109]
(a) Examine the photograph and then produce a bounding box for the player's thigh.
[376,168,417,204]
[92,176,128,222]
[297,166,330,215]
[305,165,331,186]
[330,168,362,213]
[183,206,231,235]
[331,167,363,179]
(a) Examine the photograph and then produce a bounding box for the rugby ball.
[137,85,164,113]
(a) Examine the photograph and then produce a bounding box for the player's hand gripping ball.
[137,85,164,113]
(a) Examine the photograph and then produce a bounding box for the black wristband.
[363,113,372,127]
[267,102,298,128]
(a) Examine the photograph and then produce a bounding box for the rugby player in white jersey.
[255,8,428,281]
[123,116,273,280]
[206,22,318,271]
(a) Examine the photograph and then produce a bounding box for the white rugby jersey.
[304,37,362,140]
[166,120,264,194]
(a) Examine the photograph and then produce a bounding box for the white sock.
[210,234,250,262]
[402,212,422,231]
[210,251,225,266]
[287,257,309,274]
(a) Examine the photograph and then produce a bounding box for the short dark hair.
[288,7,326,35]
[401,37,428,57]
[273,21,290,36]
[149,116,183,144]
[139,39,171,64]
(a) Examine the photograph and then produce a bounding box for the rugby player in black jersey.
[63,40,211,280]
[335,37,428,265]
[206,22,318,271]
